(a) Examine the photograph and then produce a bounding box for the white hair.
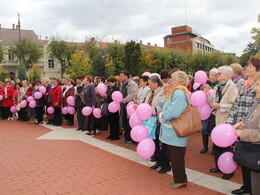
[218,66,233,79]
[149,73,161,80]
[209,68,219,75]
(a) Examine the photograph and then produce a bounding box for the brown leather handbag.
[170,90,202,137]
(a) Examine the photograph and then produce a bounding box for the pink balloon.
[136,103,153,121]
[0,95,3,101]
[20,100,27,108]
[27,96,34,102]
[67,96,75,106]
[10,106,16,113]
[136,138,155,159]
[218,152,237,174]
[82,106,92,116]
[39,86,46,94]
[62,107,68,115]
[142,72,151,77]
[209,89,214,96]
[211,124,237,147]
[29,101,36,108]
[112,91,123,103]
[97,83,107,95]
[197,103,211,120]
[129,113,143,128]
[130,125,148,142]
[100,104,104,110]
[127,104,135,116]
[108,102,120,113]
[47,107,54,114]
[34,92,42,99]
[193,82,201,90]
[190,91,206,107]
[93,108,102,119]
[194,70,208,85]
[127,101,134,109]
[68,107,75,115]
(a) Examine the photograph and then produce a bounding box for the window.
[48,59,54,68]
[8,50,14,60]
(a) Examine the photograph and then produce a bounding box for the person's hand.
[211,103,220,109]
[134,92,138,99]
[55,103,58,106]
[101,94,107,98]
[92,106,95,109]
[236,129,243,137]
[133,104,138,110]
[234,122,244,130]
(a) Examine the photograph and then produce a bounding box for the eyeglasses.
[217,73,222,76]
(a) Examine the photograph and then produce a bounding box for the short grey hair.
[218,66,233,79]
[209,68,219,75]
[171,71,189,86]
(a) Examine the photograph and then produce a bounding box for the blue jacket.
[159,89,189,147]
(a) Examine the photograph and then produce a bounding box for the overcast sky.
[0,0,259,56]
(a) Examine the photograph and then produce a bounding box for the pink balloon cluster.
[112,91,123,103]
[211,124,237,147]
[108,102,120,113]
[10,106,17,113]
[82,106,92,116]
[20,100,27,108]
[29,101,36,108]
[194,70,208,85]
[68,107,75,115]
[47,107,54,114]
[34,92,42,99]
[67,96,75,106]
[27,96,34,102]
[93,108,102,119]
[137,138,155,159]
[39,86,46,94]
[218,152,237,174]
[136,103,153,121]
[62,107,68,115]
[130,125,148,142]
[129,113,143,128]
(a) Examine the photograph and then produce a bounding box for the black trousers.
[213,144,232,170]
[108,112,120,139]
[35,106,44,123]
[54,107,62,126]
[76,106,86,129]
[241,166,251,192]
[66,114,74,125]
[19,107,29,121]
[2,107,11,119]
[122,107,132,141]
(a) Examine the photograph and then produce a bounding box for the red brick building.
[164,25,215,53]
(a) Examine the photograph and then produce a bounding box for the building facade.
[164,25,215,53]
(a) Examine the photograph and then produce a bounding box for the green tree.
[29,63,42,81]
[0,44,4,62]
[66,50,91,79]
[48,36,77,78]
[17,62,27,81]
[140,53,161,73]
[123,41,141,76]
[10,38,43,70]
[239,42,258,66]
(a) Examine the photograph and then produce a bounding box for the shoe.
[106,136,111,140]
[169,182,187,189]
[69,123,74,126]
[81,129,88,131]
[120,139,126,143]
[158,167,171,174]
[210,167,220,173]
[222,173,234,180]
[150,163,160,170]
[76,128,83,131]
[150,156,156,162]
[127,142,135,147]
[88,130,96,135]
[110,137,120,141]
[231,187,250,194]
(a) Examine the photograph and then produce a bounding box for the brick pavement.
[0,119,241,195]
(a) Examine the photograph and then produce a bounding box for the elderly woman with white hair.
[159,71,190,189]
[209,65,239,180]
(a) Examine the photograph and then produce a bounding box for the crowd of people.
[0,56,259,194]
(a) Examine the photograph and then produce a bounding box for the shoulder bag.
[170,90,202,137]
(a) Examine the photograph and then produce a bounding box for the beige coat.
[121,80,139,104]
[213,79,239,125]
[240,103,260,143]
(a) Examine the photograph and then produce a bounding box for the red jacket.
[63,86,75,106]
[49,85,62,107]
[1,85,14,107]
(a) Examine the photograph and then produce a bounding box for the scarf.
[166,85,189,100]
[63,85,73,97]
[244,80,254,91]
[232,75,242,84]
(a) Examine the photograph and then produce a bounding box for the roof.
[0,28,43,46]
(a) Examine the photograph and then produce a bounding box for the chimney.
[45,36,48,40]
[147,42,151,46]
[12,23,15,29]
[155,44,157,47]
[140,40,143,45]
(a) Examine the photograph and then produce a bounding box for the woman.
[0,81,4,119]
[33,80,45,124]
[1,78,15,120]
[14,83,21,120]
[234,72,260,195]
[75,75,86,131]
[159,71,190,189]
[105,76,120,140]
[209,66,239,180]
[49,79,62,126]
[137,75,150,104]
[146,76,171,174]
[230,63,244,88]
[81,75,96,135]
[63,79,75,126]
[42,78,53,125]
[230,56,260,195]
[19,80,29,121]
[25,82,36,123]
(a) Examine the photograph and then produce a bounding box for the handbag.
[142,116,158,140]
[233,141,260,172]
[170,90,202,137]
[101,103,110,117]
